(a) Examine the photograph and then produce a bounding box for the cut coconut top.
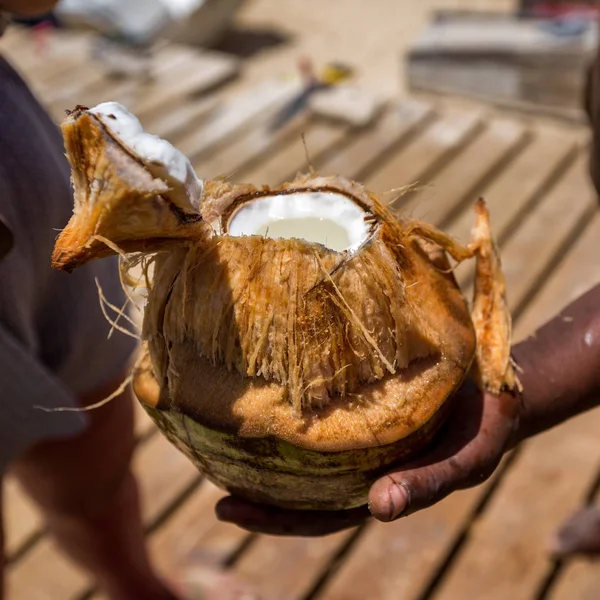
[88,101,203,214]
[227,191,371,253]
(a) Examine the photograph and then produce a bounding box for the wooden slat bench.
[2,25,599,600]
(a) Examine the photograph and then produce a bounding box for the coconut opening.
[227,191,370,252]
[88,102,203,214]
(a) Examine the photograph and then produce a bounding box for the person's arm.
[216,283,600,534]
[367,282,600,522]
[510,283,600,446]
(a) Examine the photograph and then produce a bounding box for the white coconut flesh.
[227,191,371,253]
[88,101,203,214]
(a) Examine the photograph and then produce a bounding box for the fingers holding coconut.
[368,382,521,522]
[216,381,522,531]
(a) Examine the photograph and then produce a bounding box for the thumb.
[368,457,472,522]
[367,390,520,522]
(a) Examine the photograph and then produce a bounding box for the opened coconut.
[52,102,520,510]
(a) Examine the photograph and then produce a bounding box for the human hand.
[215,379,522,535]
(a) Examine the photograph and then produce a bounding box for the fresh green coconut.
[52,102,520,510]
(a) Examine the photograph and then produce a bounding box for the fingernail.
[388,482,409,521]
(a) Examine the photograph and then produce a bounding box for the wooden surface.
[1,25,600,600]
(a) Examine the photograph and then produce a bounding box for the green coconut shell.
[133,356,462,510]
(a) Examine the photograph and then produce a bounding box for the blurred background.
[7,0,600,120]
[1,2,600,600]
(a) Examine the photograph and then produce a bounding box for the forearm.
[510,283,600,447]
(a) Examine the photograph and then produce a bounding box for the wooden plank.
[130,52,239,124]
[433,414,600,600]
[316,100,434,179]
[90,482,249,600]
[180,77,303,167]
[520,218,600,600]
[495,150,597,311]
[0,28,83,72]
[234,530,355,600]
[3,477,43,560]
[6,432,199,599]
[448,126,582,288]
[141,96,220,145]
[317,494,478,600]
[46,48,237,122]
[516,213,600,341]
[6,538,89,600]
[548,481,600,600]
[393,117,529,225]
[199,110,313,181]
[364,109,483,195]
[199,100,432,182]
[0,26,30,54]
[2,35,96,117]
[449,126,581,244]
[3,33,92,88]
[422,175,600,600]
[317,460,510,600]
[41,62,109,109]
[550,550,600,600]
[236,120,349,187]
[46,44,197,117]
[148,481,248,573]
[458,153,597,311]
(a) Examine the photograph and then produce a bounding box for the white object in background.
[161,0,245,47]
[161,0,206,20]
[56,0,171,44]
[308,84,384,127]
[56,0,245,47]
